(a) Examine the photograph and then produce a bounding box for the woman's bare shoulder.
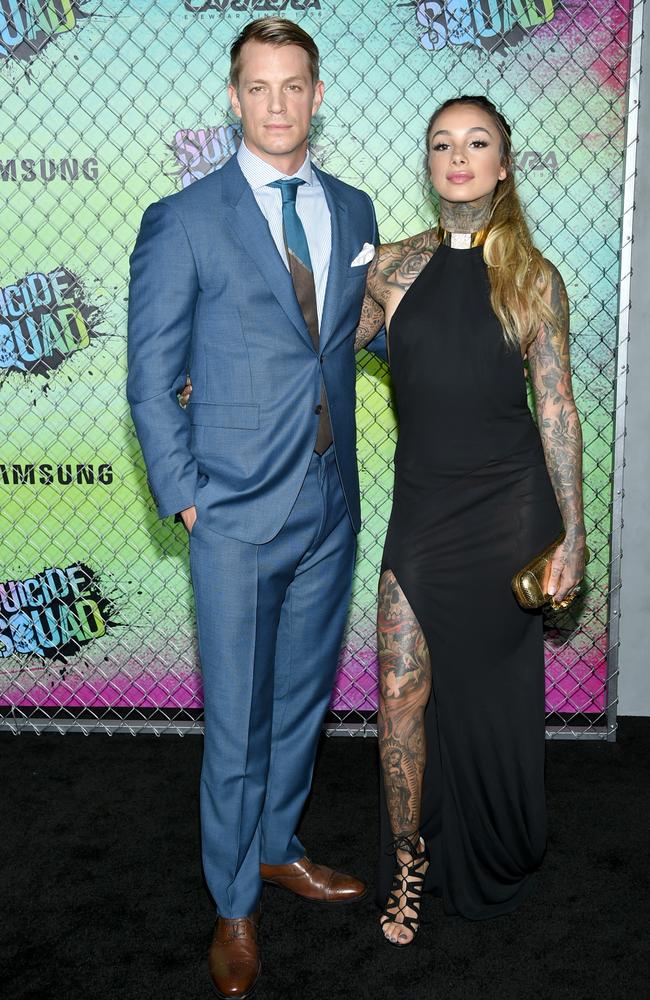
[537,257,569,317]
[375,228,440,265]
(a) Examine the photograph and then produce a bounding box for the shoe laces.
[227,921,249,940]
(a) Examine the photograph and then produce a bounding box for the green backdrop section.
[0,0,631,731]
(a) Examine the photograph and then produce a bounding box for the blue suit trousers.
[189,448,355,918]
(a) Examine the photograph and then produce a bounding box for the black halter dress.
[377,241,563,919]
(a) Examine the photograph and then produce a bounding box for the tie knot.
[267,178,304,203]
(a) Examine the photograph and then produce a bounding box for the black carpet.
[2,718,649,1000]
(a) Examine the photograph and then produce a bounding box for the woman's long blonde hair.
[427,96,558,351]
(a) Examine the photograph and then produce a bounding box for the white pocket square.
[351,243,375,267]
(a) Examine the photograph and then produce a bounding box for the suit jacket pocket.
[347,261,371,279]
[190,402,260,429]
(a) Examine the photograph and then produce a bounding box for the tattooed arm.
[527,262,586,603]
[354,254,386,352]
[354,233,440,353]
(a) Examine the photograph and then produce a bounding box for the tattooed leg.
[378,570,432,945]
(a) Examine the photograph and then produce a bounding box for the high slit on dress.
[377,242,563,920]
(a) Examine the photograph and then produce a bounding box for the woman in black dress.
[355,96,587,945]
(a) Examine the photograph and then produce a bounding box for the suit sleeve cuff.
[150,487,197,521]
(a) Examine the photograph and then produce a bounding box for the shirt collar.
[237,139,314,190]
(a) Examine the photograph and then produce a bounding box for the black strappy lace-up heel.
[380,835,429,947]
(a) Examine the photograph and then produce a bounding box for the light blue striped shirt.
[236,140,332,325]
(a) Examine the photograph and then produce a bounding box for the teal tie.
[268,178,332,454]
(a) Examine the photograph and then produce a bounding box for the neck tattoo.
[438,194,493,247]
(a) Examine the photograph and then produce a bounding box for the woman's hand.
[546,531,587,608]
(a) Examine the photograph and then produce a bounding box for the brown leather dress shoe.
[208,911,261,999]
[260,856,367,904]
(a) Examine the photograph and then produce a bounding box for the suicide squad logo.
[0,267,102,378]
[0,1,94,62]
[0,564,119,660]
[171,126,240,189]
[413,0,556,51]
[183,1,320,12]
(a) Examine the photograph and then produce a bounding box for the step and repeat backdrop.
[0,0,633,734]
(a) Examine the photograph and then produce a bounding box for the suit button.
[314,404,322,414]
[320,355,326,363]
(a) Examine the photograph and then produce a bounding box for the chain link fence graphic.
[0,0,638,737]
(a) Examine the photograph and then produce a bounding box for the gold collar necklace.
[437,225,488,249]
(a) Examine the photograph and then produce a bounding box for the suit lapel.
[315,166,349,349]
[219,156,313,348]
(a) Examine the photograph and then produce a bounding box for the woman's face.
[427,103,508,205]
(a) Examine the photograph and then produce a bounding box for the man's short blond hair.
[229,17,320,89]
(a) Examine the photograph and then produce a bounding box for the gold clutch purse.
[511,532,589,610]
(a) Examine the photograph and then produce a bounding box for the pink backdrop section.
[1,637,607,715]
[536,0,631,93]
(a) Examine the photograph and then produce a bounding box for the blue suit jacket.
[127,154,383,544]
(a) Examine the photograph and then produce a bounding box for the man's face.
[228,40,324,171]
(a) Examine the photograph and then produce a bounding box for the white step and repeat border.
[617,0,650,717]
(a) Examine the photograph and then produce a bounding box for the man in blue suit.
[127,18,383,998]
